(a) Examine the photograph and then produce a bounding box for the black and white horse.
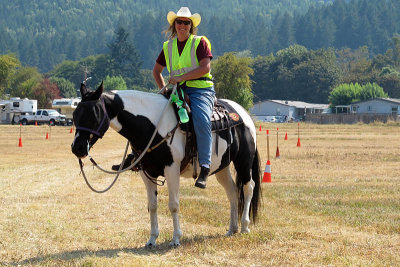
[71,82,261,247]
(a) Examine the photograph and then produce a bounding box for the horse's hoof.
[169,241,181,247]
[240,228,250,234]
[225,230,238,237]
[145,242,156,248]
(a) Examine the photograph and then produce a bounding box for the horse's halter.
[75,96,110,139]
[76,83,178,193]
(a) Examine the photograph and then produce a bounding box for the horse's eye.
[90,134,93,139]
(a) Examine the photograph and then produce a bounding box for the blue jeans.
[183,86,215,167]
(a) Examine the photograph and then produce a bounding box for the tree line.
[1,0,400,109]
[0,0,327,72]
[1,32,399,110]
[2,0,399,72]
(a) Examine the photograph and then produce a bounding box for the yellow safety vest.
[163,34,213,88]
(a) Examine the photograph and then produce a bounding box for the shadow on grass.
[2,233,224,266]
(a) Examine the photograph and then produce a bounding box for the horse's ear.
[80,83,88,98]
[93,81,104,100]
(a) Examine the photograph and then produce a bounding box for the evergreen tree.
[275,12,295,50]
[390,36,400,68]
[108,26,142,87]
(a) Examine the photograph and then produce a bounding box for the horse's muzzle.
[71,142,88,159]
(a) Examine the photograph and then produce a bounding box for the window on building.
[391,106,398,115]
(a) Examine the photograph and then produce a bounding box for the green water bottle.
[178,107,189,123]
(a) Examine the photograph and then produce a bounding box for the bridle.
[75,96,110,138]
[77,84,178,193]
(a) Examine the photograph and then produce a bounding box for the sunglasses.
[175,19,191,26]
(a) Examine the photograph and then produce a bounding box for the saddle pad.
[211,99,243,132]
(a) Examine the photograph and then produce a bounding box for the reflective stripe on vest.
[167,36,198,77]
[163,35,213,88]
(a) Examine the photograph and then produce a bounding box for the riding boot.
[195,166,210,189]
[112,153,135,171]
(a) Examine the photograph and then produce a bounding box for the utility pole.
[81,64,92,86]
[77,64,91,98]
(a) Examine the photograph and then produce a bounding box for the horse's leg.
[241,177,255,233]
[215,166,239,236]
[164,165,182,246]
[140,172,159,247]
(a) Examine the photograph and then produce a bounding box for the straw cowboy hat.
[167,7,201,27]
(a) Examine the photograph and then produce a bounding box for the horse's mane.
[114,90,167,106]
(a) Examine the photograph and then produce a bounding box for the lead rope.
[78,140,129,193]
[79,83,177,193]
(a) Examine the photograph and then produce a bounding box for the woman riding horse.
[153,7,215,189]
[71,7,261,248]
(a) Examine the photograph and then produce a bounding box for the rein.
[78,140,129,193]
[78,83,178,193]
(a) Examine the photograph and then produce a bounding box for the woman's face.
[174,17,191,39]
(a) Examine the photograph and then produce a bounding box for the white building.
[250,100,329,122]
[350,98,400,115]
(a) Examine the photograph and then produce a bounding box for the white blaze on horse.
[71,82,262,247]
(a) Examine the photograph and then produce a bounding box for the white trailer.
[52,98,81,125]
[0,98,37,124]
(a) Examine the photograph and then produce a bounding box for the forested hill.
[0,0,330,72]
[1,0,399,73]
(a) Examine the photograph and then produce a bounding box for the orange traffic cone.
[18,137,23,147]
[46,132,49,139]
[297,122,301,147]
[284,132,288,140]
[259,125,262,131]
[262,160,271,183]
[276,127,280,158]
[35,121,37,126]
[70,127,73,133]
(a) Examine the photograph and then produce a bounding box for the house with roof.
[349,98,400,116]
[304,98,400,124]
[250,100,329,122]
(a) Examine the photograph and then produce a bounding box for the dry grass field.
[0,122,399,266]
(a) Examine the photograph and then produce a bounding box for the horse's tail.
[236,147,262,222]
[250,148,262,222]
